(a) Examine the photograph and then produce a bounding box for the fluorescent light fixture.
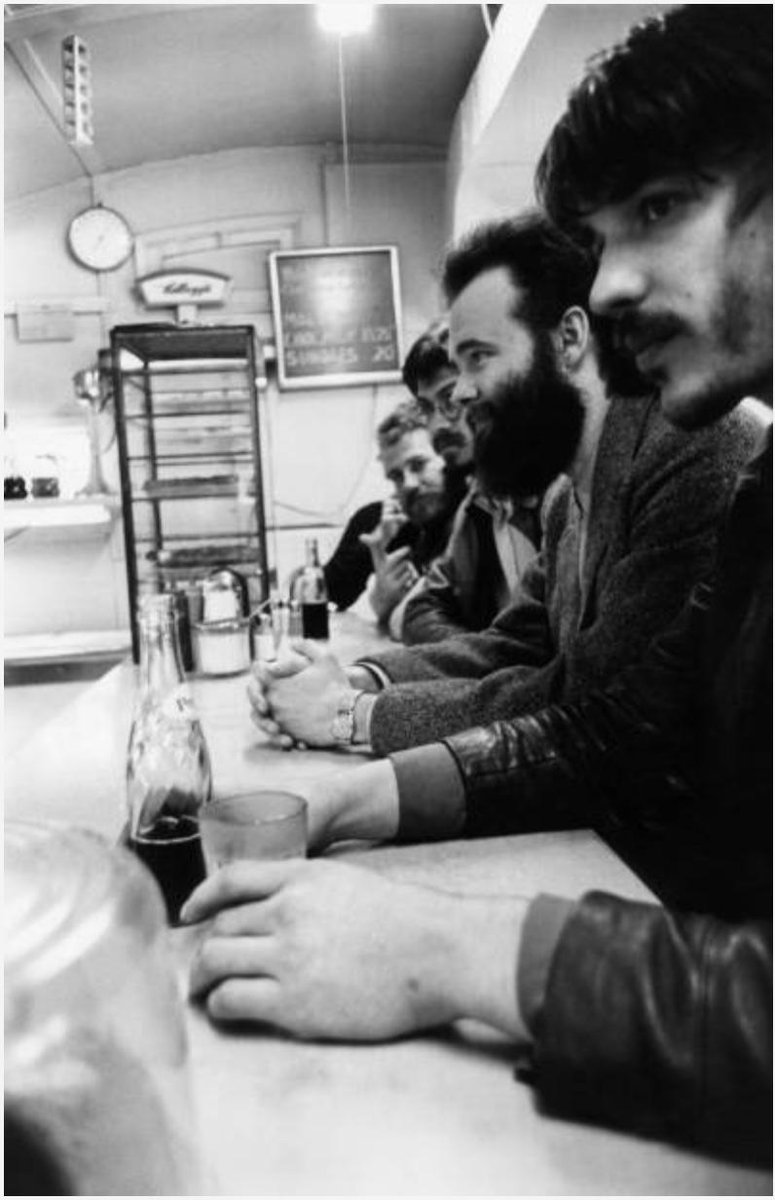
[316,3,376,36]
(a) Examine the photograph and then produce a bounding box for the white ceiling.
[4,3,497,201]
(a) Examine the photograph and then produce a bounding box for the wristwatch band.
[331,689,364,745]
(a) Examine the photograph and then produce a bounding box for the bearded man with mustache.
[399,319,544,644]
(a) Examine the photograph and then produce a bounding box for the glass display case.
[111,324,270,661]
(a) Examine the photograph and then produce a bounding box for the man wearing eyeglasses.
[400,321,543,644]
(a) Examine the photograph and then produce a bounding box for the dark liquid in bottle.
[129,814,205,925]
[301,602,329,639]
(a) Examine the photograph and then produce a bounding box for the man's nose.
[427,409,446,435]
[589,245,649,318]
[451,373,476,406]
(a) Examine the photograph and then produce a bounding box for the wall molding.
[133,212,304,329]
[4,296,109,317]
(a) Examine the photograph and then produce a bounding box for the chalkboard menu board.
[268,246,403,389]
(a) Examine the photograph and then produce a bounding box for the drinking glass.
[199,791,307,871]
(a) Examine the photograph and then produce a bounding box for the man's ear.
[552,306,590,372]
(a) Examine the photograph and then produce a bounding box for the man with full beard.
[248,211,760,754]
[400,318,543,644]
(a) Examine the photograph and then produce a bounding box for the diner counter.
[5,613,771,1195]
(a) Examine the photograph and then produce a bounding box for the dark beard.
[470,333,585,499]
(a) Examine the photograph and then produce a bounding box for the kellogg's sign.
[137,269,231,308]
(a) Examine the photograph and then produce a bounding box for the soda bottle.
[126,593,212,923]
[292,537,330,639]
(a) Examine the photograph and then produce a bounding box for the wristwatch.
[331,689,364,745]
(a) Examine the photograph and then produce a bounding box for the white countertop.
[5,613,771,1195]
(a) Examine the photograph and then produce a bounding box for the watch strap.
[331,689,364,745]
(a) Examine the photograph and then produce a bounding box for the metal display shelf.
[111,323,270,661]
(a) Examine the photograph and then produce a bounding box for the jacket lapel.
[578,395,655,627]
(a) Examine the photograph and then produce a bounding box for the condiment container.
[202,569,249,620]
[193,617,251,675]
[30,453,60,498]
[251,610,277,662]
[201,576,241,622]
[4,820,202,1195]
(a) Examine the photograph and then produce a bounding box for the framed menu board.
[268,246,403,389]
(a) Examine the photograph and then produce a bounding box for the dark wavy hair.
[402,319,451,396]
[442,209,648,397]
[442,210,598,330]
[536,5,772,228]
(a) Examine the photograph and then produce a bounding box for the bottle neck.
[304,539,321,570]
[138,612,185,694]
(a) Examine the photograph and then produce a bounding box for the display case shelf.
[111,323,270,661]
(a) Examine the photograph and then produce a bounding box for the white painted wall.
[448,4,668,237]
[4,146,447,638]
[4,5,672,645]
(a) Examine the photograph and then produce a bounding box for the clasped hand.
[248,639,349,749]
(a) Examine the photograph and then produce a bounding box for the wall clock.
[67,205,134,272]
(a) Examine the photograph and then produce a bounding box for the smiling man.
[399,319,543,642]
[186,6,772,1163]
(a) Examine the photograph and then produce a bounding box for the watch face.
[67,206,134,271]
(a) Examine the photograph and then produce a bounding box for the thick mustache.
[405,487,440,504]
[465,398,495,431]
[433,429,467,450]
[615,312,684,356]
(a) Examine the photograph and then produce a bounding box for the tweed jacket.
[358,395,763,756]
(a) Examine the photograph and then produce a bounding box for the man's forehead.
[379,427,431,469]
[449,267,526,344]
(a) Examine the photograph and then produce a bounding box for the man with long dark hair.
[185,6,772,1163]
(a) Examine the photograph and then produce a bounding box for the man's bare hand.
[247,646,309,749]
[359,497,407,565]
[184,858,530,1043]
[369,547,420,623]
[249,639,351,748]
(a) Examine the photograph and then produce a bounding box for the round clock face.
[67,205,134,272]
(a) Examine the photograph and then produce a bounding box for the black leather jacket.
[536,893,772,1165]
[444,431,772,1160]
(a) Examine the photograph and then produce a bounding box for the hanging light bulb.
[316,4,376,36]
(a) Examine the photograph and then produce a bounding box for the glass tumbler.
[199,790,308,872]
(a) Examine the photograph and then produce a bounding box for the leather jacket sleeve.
[442,580,708,840]
[529,891,772,1166]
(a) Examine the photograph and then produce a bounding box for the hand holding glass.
[199,791,307,871]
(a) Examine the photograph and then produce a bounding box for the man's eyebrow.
[453,336,490,356]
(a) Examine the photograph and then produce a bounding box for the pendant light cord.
[337,33,352,234]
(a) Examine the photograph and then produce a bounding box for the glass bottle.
[126,593,212,924]
[292,537,330,639]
